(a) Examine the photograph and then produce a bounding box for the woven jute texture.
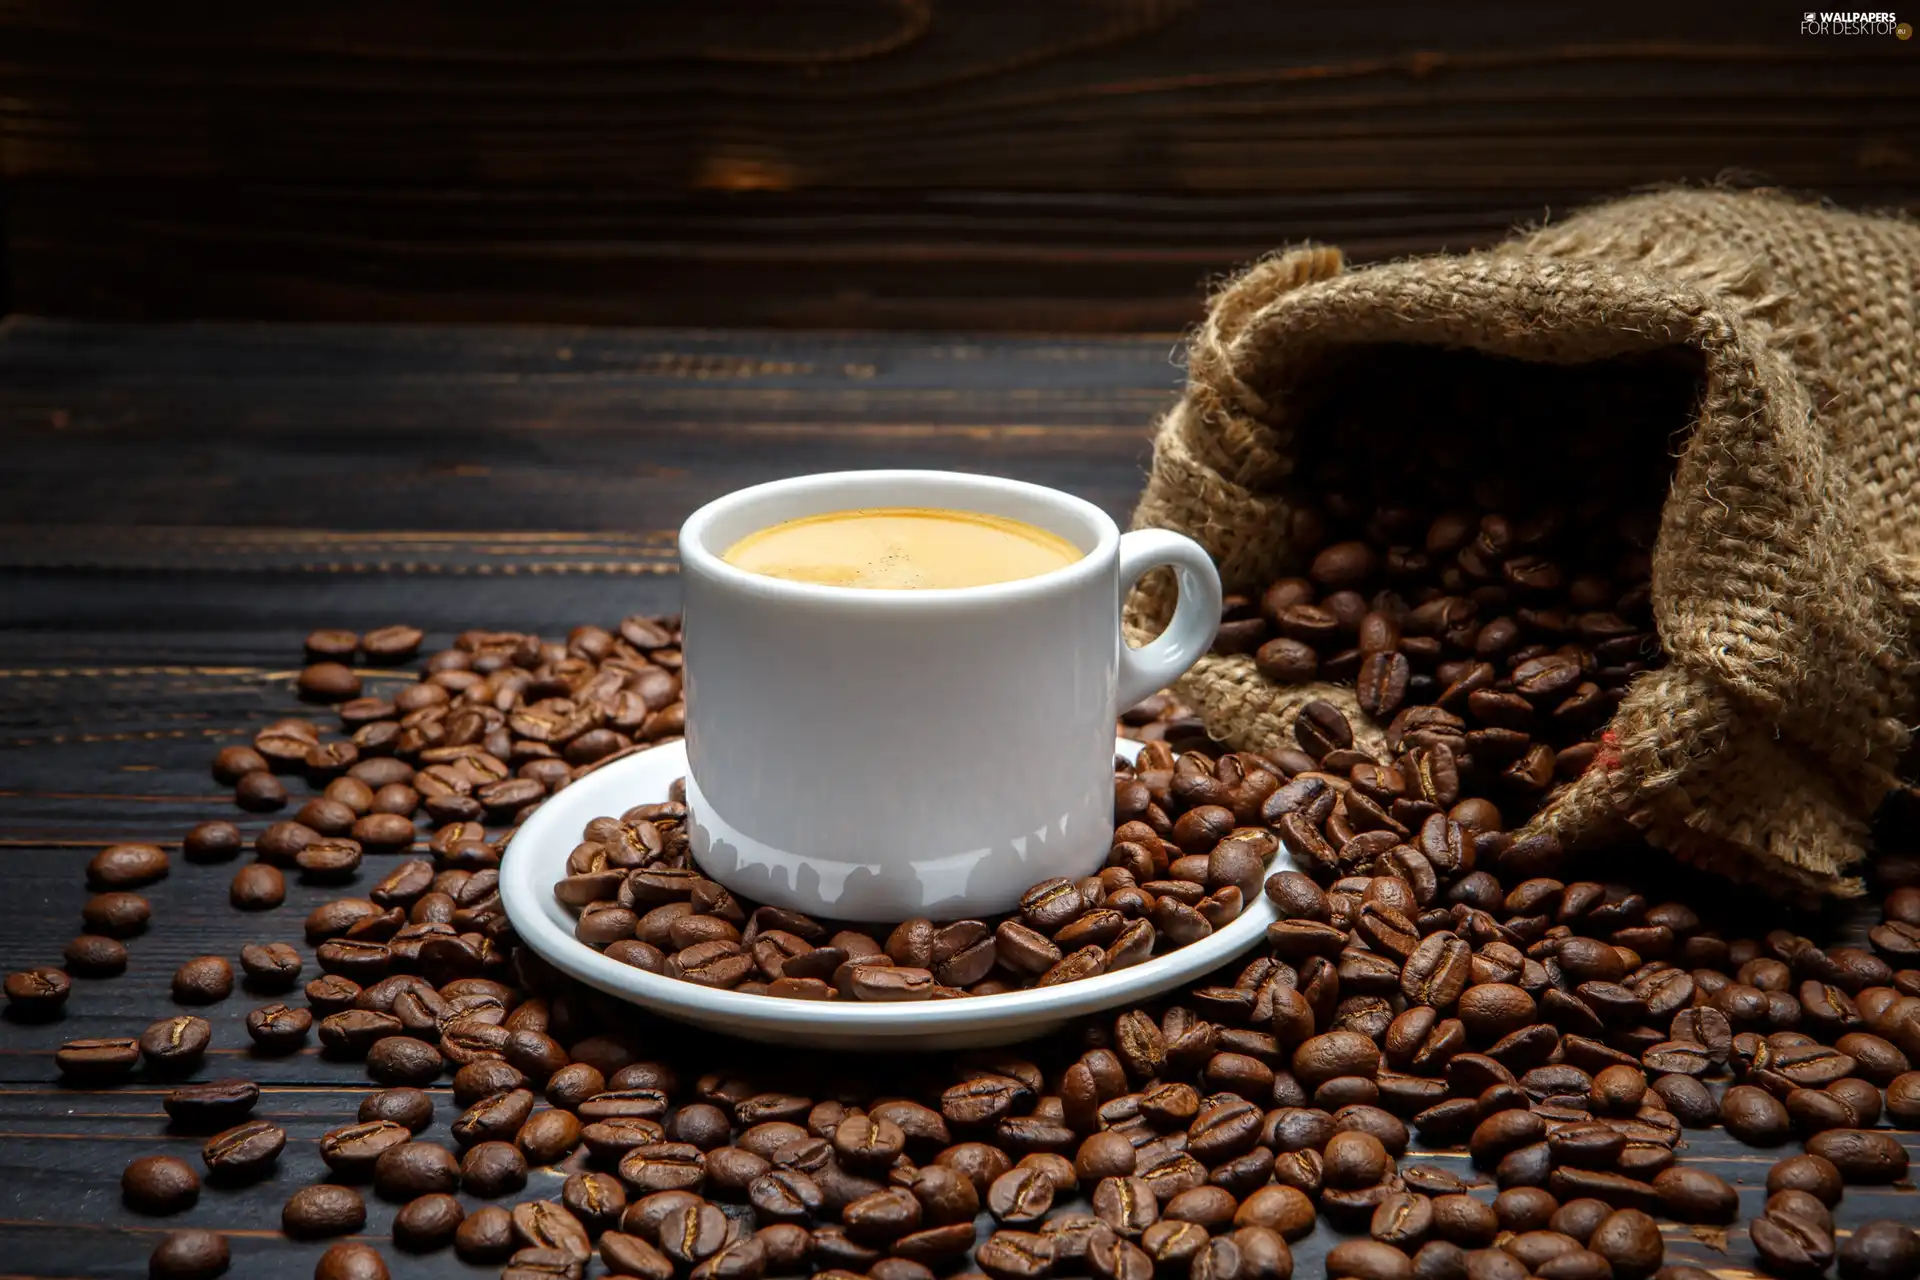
[1127,189,1920,901]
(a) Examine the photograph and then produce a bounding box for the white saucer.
[499,738,1286,1050]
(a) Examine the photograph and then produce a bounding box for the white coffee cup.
[677,470,1222,922]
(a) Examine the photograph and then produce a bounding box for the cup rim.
[678,470,1119,606]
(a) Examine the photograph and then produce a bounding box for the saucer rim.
[498,737,1281,1039]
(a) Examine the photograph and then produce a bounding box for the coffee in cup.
[723,506,1082,589]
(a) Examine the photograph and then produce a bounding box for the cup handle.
[1115,529,1223,715]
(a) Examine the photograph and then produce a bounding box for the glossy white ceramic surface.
[499,738,1284,1050]
[677,470,1221,921]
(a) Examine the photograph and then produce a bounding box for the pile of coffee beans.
[11,607,1920,1280]
[550,739,1280,999]
[1208,350,1688,826]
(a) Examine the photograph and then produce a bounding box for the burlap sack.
[1126,188,1920,901]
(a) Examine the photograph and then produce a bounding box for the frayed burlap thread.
[1127,190,1920,901]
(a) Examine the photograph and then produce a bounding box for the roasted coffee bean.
[299,662,362,702]
[122,1154,200,1214]
[245,1002,313,1052]
[657,1201,728,1265]
[663,1102,730,1150]
[365,1034,442,1085]
[1373,1191,1436,1249]
[517,1108,584,1165]
[314,1242,388,1280]
[1720,1084,1791,1145]
[81,890,152,938]
[1431,1194,1499,1247]
[89,842,169,889]
[460,1141,529,1198]
[988,1166,1056,1224]
[1753,1210,1836,1279]
[1651,1166,1736,1222]
[1840,1222,1920,1280]
[1293,1030,1381,1087]
[282,1184,367,1239]
[621,1142,707,1194]
[1494,1188,1558,1233]
[1236,1185,1318,1241]
[164,1079,260,1131]
[3,965,70,1017]
[235,771,288,810]
[1327,1240,1415,1280]
[602,1231,676,1280]
[1469,1107,1544,1168]
[148,1228,231,1278]
[202,1121,286,1181]
[561,1170,626,1231]
[362,624,424,660]
[911,1165,981,1224]
[1324,1130,1391,1188]
[391,1192,465,1253]
[452,1059,526,1106]
[59,932,126,976]
[1141,1220,1208,1270]
[1768,1154,1844,1204]
[1806,1128,1911,1183]
[1094,1175,1160,1237]
[844,1187,924,1242]
[373,1141,461,1201]
[196,820,262,878]
[229,862,286,910]
[833,1114,907,1168]
[1647,1074,1716,1127]
[237,941,302,990]
[980,1230,1057,1280]
[454,1204,518,1263]
[320,1120,413,1175]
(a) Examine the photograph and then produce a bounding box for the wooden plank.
[2,2,1916,325]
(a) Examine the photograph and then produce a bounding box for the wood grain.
[3,1,1917,326]
[0,321,1916,1276]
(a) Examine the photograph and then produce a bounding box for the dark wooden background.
[4,1,1920,1275]
[2,0,1917,329]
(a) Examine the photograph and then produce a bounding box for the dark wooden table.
[0,318,1912,1277]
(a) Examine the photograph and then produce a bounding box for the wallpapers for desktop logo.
[1800,10,1911,35]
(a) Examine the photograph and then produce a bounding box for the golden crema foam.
[723,506,1083,589]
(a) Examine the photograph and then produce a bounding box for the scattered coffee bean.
[82,891,151,936]
[122,1155,200,1214]
[202,1121,286,1181]
[235,770,289,811]
[230,862,287,910]
[393,1192,465,1252]
[461,1140,530,1198]
[164,1079,259,1131]
[183,820,245,863]
[88,843,169,889]
[172,955,234,1004]
[283,1183,367,1239]
[4,965,71,1017]
[373,1141,461,1201]
[360,1086,435,1132]
[1841,1222,1920,1280]
[56,1036,140,1081]
[313,1241,389,1280]
[139,1015,213,1069]
[149,1229,230,1278]
[1753,1209,1835,1278]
